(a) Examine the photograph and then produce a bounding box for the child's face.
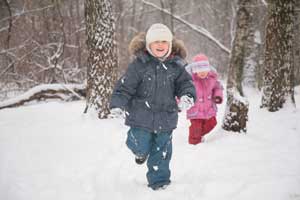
[149,41,170,58]
[196,71,209,79]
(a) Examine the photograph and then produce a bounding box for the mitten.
[108,108,125,119]
[214,96,222,104]
[178,95,194,110]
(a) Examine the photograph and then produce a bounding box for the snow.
[145,101,151,108]
[162,63,168,70]
[0,87,300,200]
[254,30,262,44]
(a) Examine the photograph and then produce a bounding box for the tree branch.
[142,0,231,55]
[261,0,268,7]
[0,46,40,79]
[0,84,86,110]
[0,5,55,24]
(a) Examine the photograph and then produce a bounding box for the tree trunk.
[169,0,175,33]
[75,0,82,69]
[2,0,14,74]
[261,0,295,111]
[293,1,300,86]
[242,0,263,88]
[160,0,167,25]
[85,0,118,118]
[222,0,251,133]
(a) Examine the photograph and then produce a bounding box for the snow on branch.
[261,0,268,7]
[142,0,231,55]
[0,84,86,110]
[0,5,55,24]
[0,46,40,79]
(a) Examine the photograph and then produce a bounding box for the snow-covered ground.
[0,88,299,200]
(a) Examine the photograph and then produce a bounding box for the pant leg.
[146,132,172,189]
[126,127,152,157]
[189,119,203,145]
[202,117,217,135]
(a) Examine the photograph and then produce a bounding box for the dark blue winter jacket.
[110,33,196,133]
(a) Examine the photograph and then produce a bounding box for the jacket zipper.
[202,78,208,118]
[153,62,159,133]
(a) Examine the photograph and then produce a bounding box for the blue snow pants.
[126,127,172,189]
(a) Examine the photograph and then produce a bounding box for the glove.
[108,108,125,119]
[178,95,194,111]
[214,96,222,104]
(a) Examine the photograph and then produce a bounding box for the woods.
[1,1,300,198]
[0,0,299,127]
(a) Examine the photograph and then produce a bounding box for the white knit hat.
[145,23,173,59]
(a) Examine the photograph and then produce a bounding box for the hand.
[108,108,125,119]
[214,96,222,104]
[178,95,194,111]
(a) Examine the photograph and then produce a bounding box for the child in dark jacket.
[185,54,223,145]
[109,23,196,190]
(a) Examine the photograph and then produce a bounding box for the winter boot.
[135,155,147,165]
[151,181,171,190]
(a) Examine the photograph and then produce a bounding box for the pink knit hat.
[190,53,211,73]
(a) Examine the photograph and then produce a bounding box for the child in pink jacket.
[185,54,223,145]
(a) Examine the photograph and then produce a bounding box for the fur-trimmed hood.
[128,32,187,59]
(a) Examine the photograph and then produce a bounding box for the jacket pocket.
[159,111,178,130]
[127,99,152,126]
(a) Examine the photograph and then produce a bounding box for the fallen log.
[0,84,86,110]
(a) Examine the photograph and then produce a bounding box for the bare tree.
[0,0,13,78]
[242,0,264,88]
[0,0,87,100]
[84,0,118,118]
[261,0,296,111]
[169,0,175,33]
[75,0,83,69]
[2,0,12,54]
[293,1,300,86]
[142,0,231,55]
[222,0,254,133]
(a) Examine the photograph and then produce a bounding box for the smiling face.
[149,41,170,58]
[196,71,209,79]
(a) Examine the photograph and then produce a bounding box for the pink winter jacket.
[187,70,223,119]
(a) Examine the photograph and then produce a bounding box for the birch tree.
[242,0,264,88]
[84,0,118,118]
[261,0,295,111]
[222,0,254,133]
